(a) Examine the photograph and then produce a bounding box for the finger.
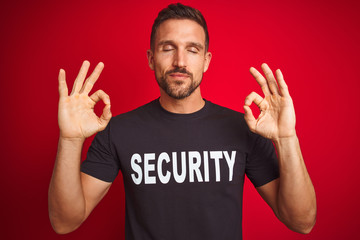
[244,91,264,107]
[80,62,105,94]
[58,69,68,97]
[99,104,112,131]
[275,69,290,97]
[243,105,256,132]
[90,90,112,131]
[261,63,280,95]
[71,60,90,95]
[89,89,111,105]
[250,67,271,96]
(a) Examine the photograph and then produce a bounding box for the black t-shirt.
[81,99,279,240]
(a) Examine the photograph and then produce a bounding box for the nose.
[173,49,187,68]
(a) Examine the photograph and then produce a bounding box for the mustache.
[165,67,193,77]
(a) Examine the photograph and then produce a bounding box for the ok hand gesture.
[243,63,296,141]
[58,61,112,140]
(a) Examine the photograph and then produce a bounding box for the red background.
[1,0,359,239]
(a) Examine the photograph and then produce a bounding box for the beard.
[155,67,202,100]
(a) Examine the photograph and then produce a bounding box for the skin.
[49,61,113,234]
[49,18,316,235]
[147,19,212,114]
[245,65,317,233]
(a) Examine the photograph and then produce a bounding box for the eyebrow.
[187,42,204,50]
[158,40,204,50]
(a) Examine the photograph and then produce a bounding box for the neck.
[159,88,205,114]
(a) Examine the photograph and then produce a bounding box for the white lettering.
[210,151,222,182]
[223,151,236,181]
[203,151,209,182]
[144,153,156,184]
[131,153,142,185]
[130,150,237,185]
[157,152,171,184]
[188,151,203,182]
[173,152,186,183]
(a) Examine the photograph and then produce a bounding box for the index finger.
[80,62,105,94]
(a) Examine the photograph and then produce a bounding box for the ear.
[147,49,154,70]
[203,51,212,73]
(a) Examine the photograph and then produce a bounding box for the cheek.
[190,58,206,76]
[154,56,172,73]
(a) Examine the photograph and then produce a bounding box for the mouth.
[170,73,189,78]
[168,73,190,80]
[165,67,192,81]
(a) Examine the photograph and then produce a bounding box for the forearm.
[48,137,86,234]
[274,135,316,233]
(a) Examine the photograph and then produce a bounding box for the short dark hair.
[150,3,209,51]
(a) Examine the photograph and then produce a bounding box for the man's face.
[147,19,212,99]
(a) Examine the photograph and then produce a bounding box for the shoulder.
[206,100,264,141]
[202,100,253,137]
[110,99,159,124]
[206,100,245,122]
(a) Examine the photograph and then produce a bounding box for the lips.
[169,73,189,79]
[166,67,193,80]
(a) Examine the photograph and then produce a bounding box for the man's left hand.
[243,63,296,141]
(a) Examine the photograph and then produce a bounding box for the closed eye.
[162,45,175,52]
[187,47,199,54]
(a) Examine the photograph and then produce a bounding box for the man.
[48,3,316,239]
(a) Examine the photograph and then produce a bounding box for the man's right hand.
[58,60,112,140]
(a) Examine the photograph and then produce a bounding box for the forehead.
[154,19,206,47]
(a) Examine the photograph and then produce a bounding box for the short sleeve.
[81,120,120,182]
[245,134,279,187]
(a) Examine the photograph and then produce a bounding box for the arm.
[48,61,112,234]
[243,63,316,234]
